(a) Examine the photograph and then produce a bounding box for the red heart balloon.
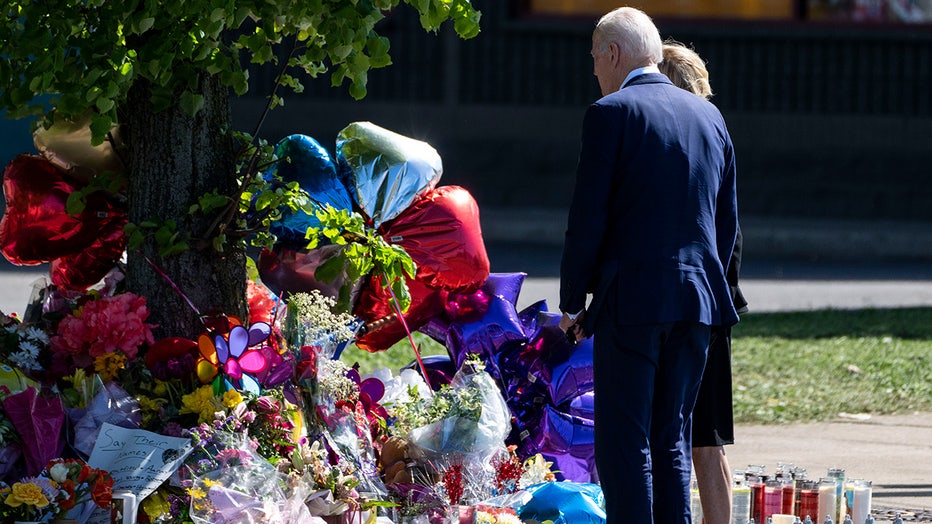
[353,275,442,352]
[49,211,127,290]
[0,154,126,265]
[380,185,490,293]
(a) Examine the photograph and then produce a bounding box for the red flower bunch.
[0,458,115,522]
[49,292,156,378]
[46,458,114,511]
[442,462,464,506]
[52,292,155,359]
[492,446,525,495]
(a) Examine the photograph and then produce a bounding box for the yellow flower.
[5,482,50,508]
[141,491,170,521]
[221,389,244,408]
[152,380,168,396]
[94,352,127,381]
[188,486,206,500]
[180,385,222,423]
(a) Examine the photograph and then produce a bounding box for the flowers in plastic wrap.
[64,373,142,457]
[287,438,359,517]
[185,430,312,524]
[285,290,361,362]
[402,356,510,464]
[310,357,387,501]
[0,385,65,477]
[0,457,113,523]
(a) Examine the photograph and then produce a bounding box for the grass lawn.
[731,307,932,424]
[339,308,932,425]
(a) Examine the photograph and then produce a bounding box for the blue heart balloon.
[263,134,353,245]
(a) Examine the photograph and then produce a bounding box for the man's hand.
[559,311,586,343]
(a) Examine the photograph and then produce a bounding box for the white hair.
[594,7,663,66]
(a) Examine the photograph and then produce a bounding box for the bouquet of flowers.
[0,457,113,523]
[48,292,156,381]
[184,410,311,524]
[399,356,510,462]
[283,290,361,360]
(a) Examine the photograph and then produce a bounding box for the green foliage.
[0,0,482,142]
[340,332,447,375]
[125,219,190,258]
[64,169,127,216]
[306,204,416,314]
[731,308,932,424]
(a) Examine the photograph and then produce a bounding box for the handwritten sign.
[88,423,193,501]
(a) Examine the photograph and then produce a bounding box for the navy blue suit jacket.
[559,73,739,330]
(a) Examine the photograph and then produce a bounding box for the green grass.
[339,308,932,425]
[731,307,932,424]
[340,332,448,375]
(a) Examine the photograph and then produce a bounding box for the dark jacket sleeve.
[559,103,620,314]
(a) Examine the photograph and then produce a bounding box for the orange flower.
[91,476,113,507]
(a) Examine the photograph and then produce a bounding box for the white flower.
[49,462,70,483]
[495,514,523,524]
[9,348,42,372]
[18,340,40,357]
[382,368,432,406]
[22,326,49,344]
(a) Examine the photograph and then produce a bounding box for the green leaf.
[390,276,411,312]
[89,114,112,146]
[246,256,260,282]
[315,256,345,284]
[66,191,87,215]
[95,97,114,113]
[138,17,156,33]
[179,91,205,116]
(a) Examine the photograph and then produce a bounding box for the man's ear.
[608,41,621,66]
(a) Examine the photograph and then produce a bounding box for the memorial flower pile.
[0,458,113,523]
[0,122,609,524]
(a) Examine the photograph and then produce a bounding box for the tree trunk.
[122,74,246,339]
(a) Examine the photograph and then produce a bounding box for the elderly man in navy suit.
[558,7,739,524]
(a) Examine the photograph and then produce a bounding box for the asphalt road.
[4,247,932,315]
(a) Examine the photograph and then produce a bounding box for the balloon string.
[382,273,430,384]
[142,254,204,320]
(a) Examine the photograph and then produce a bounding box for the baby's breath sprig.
[284,289,361,350]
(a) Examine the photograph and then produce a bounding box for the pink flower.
[51,293,156,361]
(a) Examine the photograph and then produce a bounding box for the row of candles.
[691,464,874,524]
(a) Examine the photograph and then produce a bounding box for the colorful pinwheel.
[196,322,272,394]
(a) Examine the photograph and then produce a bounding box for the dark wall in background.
[233,1,932,222]
[2,2,929,224]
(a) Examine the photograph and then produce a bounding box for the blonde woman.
[659,41,748,524]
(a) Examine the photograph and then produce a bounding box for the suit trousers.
[593,318,710,524]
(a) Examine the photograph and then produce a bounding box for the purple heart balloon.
[529,404,594,455]
[567,391,595,420]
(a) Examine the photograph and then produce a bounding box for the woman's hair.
[658,41,713,99]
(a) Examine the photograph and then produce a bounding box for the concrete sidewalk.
[727,412,932,522]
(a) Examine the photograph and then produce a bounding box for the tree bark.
[122,74,246,339]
